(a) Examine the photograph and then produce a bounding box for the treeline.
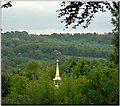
[2,58,118,104]
[2,31,113,69]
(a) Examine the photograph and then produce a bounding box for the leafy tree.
[2,58,118,104]
[109,2,119,64]
[24,64,55,104]
[2,74,30,104]
[57,1,119,64]
[2,31,113,69]
[9,74,28,95]
[24,60,42,80]
[2,71,11,97]
[110,31,119,64]
[1,2,119,104]
[1,1,12,8]
[57,1,118,29]
[1,1,118,64]
[86,64,118,104]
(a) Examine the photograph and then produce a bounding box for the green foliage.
[25,74,55,104]
[110,31,119,64]
[82,64,118,104]
[10,74,28,94]
[109,2,119,64]
[24,60,41,80]
[2,31,113,69]
[2,74,30,104]
[2,71,11,97]
[2,59,118,105]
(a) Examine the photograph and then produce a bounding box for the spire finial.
[56,59,59,63]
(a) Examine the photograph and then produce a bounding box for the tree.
[57,1,119,64]
[2,74,31,104]
[1,1,118,65]
[2,1,118,29]
[1,1,12,8]
[109,2,119,64]
[2,71,11,97]
[57,1,118,29]
[110,31,119,64]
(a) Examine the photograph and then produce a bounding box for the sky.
[2,1,114,34]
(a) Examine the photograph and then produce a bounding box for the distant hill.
[1,31,113,69]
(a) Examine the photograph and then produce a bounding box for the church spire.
[53,59,61,87]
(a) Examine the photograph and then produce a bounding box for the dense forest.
[2,31,113,69]
[2,31,118,104]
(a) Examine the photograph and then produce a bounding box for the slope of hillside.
[2,31,113,69]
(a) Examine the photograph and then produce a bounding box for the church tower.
[53,59,61,87]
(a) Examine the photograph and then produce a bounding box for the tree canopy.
[57,1,119,64]
[1,1,119,104]
[1,1,119,65]
[1,1,12,8]
[57,1,119,29]
[2,31,113,69]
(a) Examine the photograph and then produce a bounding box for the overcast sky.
[2,1,114,34]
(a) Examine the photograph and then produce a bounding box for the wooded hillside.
[2,31,113,69]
